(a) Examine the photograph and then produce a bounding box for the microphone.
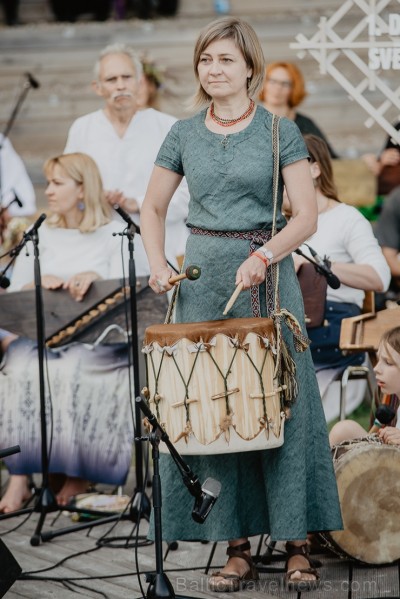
[192,477,222,524]
[0,445,21,460]
[303,244,341,290]
[23,213,47,238]
[0,275,10,289]
[25,72,40,89]
[113,203,140,234]
[369,404,396,434]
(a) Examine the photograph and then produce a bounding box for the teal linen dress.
[152,105,342,541]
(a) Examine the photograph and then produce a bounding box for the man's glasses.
[266,77,292,89]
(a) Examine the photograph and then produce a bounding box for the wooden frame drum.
[143,318,286,455]
[320,437,400,564]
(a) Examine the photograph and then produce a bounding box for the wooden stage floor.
[1,487,399,599]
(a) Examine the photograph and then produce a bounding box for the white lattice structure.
[291,0,400,144]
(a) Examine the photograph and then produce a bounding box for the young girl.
[330,325,400,446]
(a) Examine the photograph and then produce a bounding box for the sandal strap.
[285,542,322,569]
[285,542,309,558]
[227,540,251,554]
[226,541,253,569]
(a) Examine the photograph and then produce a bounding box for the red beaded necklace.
[210,99,255,127]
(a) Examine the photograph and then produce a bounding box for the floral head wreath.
[141,59,165,89]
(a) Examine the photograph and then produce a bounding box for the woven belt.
[189,226,274,317]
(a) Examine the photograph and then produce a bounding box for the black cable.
[20,563,219,582]
[62,579,110,599]
[0,509,33,535]
[95,431,151,599]
[20,545,101,576]
[133,443,150,599]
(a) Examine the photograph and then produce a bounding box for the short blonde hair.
[260,61,307,108]
[94,43,143,83]
[44,153,111,233]
[192,17,265,110]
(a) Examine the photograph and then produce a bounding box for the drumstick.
[169,265,201,285]
[223,282,244,315]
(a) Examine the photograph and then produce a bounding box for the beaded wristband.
[251,251,270,267]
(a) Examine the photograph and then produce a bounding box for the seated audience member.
[374,184,400,294]
[329,325,400,447]
[259,61,338,158]
[0,152,132,513]
[63,43,189,277]
[137,56,164,110]
[363,121,400,197]
[291,135,390,419]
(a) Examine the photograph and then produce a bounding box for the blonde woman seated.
[0,152,132,513]
[330,325,400,447]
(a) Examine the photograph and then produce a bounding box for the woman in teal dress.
[141,16,342,593]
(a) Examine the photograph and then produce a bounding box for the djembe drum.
[319,436,400,564]
[143,317,287,455]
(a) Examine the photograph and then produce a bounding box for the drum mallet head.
[185,265,201,280]
[168,265,201,285]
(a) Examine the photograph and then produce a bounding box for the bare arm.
[236,159,317,288]
[329,262,386,291]
[382,247,400,278]
[140,165,183,293]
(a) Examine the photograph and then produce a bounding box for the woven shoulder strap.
[270,114,280,314]
[271,114,280,238]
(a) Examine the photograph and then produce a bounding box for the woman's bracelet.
[251,250,270,267]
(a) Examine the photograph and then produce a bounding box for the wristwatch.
[257,247,274,264]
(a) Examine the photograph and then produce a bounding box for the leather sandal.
[209,540,259,593]
[285,541,321,591]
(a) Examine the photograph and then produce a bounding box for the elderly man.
[64,43,189,276]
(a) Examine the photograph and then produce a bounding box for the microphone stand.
[0,218,143,544]
[40,211,155,543]
[136,394,212,599]
[115,213,152,522]
[0,74,38,208]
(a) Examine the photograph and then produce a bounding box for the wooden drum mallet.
[169,265,201,285]
[223,282,244,315]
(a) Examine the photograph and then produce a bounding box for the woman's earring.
[78,201,85,211]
